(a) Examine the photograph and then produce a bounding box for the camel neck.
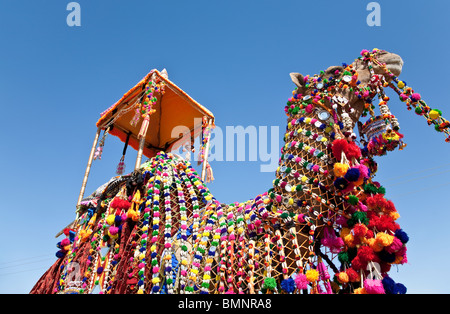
[269,107,344,218]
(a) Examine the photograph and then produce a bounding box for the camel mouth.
[381,53,404,77]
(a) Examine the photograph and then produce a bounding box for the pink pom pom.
[295,273,308,290]
[109,226,119,235]
[61,238,70,246]
[364,279,385,294]
[386,237,403,253]
[411,93,421,101]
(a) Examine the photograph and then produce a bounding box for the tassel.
[206,161,214,183]
[130,108,141,127]
[138,115,150,139]
[93,146,103,160]
[116,156,125,175]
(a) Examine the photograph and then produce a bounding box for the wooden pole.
[201,119,213,182]
[77,127,101,208]
[135,135,147,171]
[135,116,150,171]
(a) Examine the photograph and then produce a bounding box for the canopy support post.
[135,136,146,171]
[135,116,151,171]
[76,127,102,208]
[201,118,213,182]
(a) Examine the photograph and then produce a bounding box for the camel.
[31,49,415,294]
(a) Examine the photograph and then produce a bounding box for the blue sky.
[1,0,449,294]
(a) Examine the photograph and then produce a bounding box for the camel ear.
[290,73,305,88]
[324,65,345,77]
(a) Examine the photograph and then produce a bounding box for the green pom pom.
[338,251,349,265]
[262,277,277,290]
[352,211,369,225]
[348,195,359,205]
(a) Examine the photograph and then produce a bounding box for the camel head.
[289,49,404,132]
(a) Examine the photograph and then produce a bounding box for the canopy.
[96,69,215,158]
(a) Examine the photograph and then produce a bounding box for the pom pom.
[346,268,359,282]
[55,250,66,258]
[306,269,319,282]
[364,279,385,294]
[385,237,403,253]
[106,215,115,226]
[345,141,362,160]
[334,163,349,177]
[108,226,119,235]
[262,277,277,290]
[280,278,296,293]
[353,287,367,294]
[378,250,396,263]
[110,198,131,210]
[411,93,421,102]
[334,177,349,190]
[344,168,360,182]
[394,229,409,244]
[338,251,350,265]
[60,238,70,246]
[295,273,308,290]
[337,272,349,283]
[353,223,368,237]
[429,109,442,120]
[381,276,396,294]
[376,232,395,247]
[331,139,349,161]
[348,195,359,205]
[357,245,376,264]
[395,283,407,294]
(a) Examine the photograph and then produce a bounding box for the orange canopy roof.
[96,69,215,159]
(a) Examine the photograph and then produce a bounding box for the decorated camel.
[30,49,450,294]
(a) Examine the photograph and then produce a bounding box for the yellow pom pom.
[343,233,355,247]
[376,232,395,247]
[429,109,441,120]
[151,277,160,284]
[337,272,349,283]
[367,238,384,252]
[334,163,349,177]
[137,289,144,294]
[305,269,319,282]
[353,287,368,294]
[397,81,405,89]
[106,215,115,226]
[390,211,400,221]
